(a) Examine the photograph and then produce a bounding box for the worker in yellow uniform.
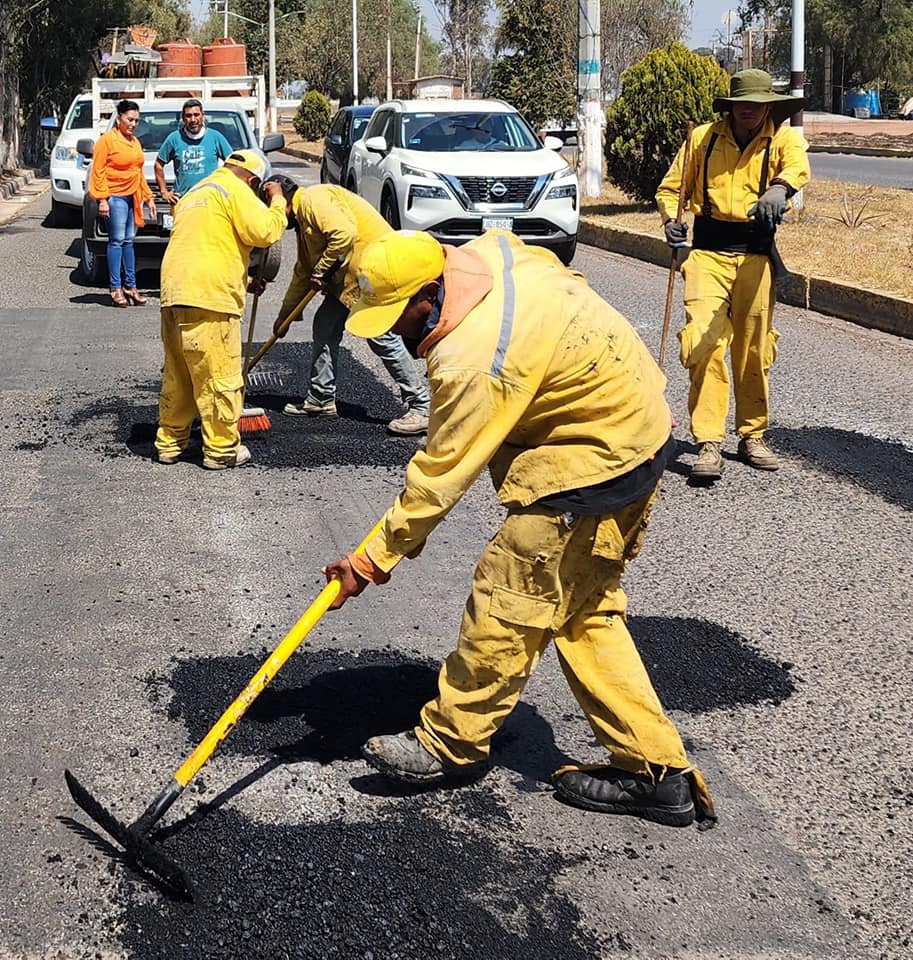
[656,69,810,481]
[154,150,287,470]
[267,178,431,435]
[321,229,716,828]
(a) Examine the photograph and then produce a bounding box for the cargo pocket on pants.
[763,327,780,373]
[489,585,557,630]
[210,372,244,424]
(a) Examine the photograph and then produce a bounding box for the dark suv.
[320,105,375,187]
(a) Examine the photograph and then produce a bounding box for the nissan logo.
[490,181,508,198]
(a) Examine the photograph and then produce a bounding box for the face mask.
[402,336,422,358]
[183,124,205,140]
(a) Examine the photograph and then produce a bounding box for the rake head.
[64,769,195,901]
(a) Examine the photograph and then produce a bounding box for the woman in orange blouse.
[88,99,156,307]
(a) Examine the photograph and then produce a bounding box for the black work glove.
[664,219,688,248]
[748,184,788,230]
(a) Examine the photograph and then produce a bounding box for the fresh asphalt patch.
[109,647,611,959]
[4,342,424,470]
[768,425,913,512]
[114,802,608,960]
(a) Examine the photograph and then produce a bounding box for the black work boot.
[691,441,723,482]
[552,766,696,827]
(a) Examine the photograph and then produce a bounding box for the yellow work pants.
[678,249,779,443]
[417,495,692,779]
[155,306,244,464]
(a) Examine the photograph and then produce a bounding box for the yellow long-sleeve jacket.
[278,185,391,320]
[160,166,287,315]
[362,230,672,574]
[655,117,810,224]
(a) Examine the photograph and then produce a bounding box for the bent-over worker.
[322,229,715,828]
[656,69,810,482]
[154,150,287,470]
[267,179,431,435]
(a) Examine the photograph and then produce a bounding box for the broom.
[239,252,271,434]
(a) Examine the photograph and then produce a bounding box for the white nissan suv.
[347,99,579,264]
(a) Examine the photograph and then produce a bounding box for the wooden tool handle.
[658,121,694,370]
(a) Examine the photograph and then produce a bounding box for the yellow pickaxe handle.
[173,517,384,788]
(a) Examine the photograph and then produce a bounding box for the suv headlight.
[546,183,577,206]
[408,183,449,208]
[54,146,77,162]
[400,161,439,180]
[554,160,573,178]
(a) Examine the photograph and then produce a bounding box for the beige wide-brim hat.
[713,69,805,125]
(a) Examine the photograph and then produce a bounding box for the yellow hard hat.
[346,231,445,339]
[225,149,267,181]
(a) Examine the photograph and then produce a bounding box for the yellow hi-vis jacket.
[161,166,287,315]
[362,230,672,574]
[278,185,391,321]
[655,116,810,224]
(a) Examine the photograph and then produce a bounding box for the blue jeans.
[106,195,137,289]
[307,295,430,413]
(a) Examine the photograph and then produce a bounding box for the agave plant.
[822,192,884,229]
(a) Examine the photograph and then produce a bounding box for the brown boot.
[691,441,723,481]
[123,288,147,305]
[738,436,779,471]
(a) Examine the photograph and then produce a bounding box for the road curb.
[808,143,913,158]
[281,146,323,165]
[578,219,913,341]
[0,167,38,201]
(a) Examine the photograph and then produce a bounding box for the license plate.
[159,212,174,231]
[482,216,513,231]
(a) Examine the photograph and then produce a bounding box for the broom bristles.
[239,406,272,434]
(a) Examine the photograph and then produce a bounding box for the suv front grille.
[455,176,539,204]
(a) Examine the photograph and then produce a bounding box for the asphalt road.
[1,155,911,960]
[810,151,913,188]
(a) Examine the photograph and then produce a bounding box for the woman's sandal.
[110,288,128,308]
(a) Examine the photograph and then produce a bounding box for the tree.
[2,0,190,169]
[432,0,489,92]
[293,89,331,138]
[738,0,913,109]
[487,0,575,130]
[604,42,728,201]
[204,0,440,102]
[601,0,690,99]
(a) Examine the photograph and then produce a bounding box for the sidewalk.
[0,167,49,227]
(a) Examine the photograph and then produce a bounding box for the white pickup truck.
[74,75,285,285]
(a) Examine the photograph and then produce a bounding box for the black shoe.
[552,766,695,827]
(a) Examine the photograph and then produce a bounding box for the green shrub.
[293,90,332,141]
[605,42,729,202]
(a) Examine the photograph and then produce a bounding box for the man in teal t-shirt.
[154,98,233,202]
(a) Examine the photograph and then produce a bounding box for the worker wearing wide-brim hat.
[320,228,716,829]
[656,69,810,482]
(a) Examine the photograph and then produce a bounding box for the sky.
[689,0,743,49]
[191,0,739,49]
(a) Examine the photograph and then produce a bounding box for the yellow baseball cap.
[346,231,445,339]
[225,149,267,181]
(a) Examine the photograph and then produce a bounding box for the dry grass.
[581,180,913,300]
[282,130,913,300]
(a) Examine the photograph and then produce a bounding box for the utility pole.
[414,9,422,79]
[386,0,393,101]
[576,0,602,198]
[352,0,359,104]
[267,0,277,132]
[791,0,805,212]
[224,0,228,39]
